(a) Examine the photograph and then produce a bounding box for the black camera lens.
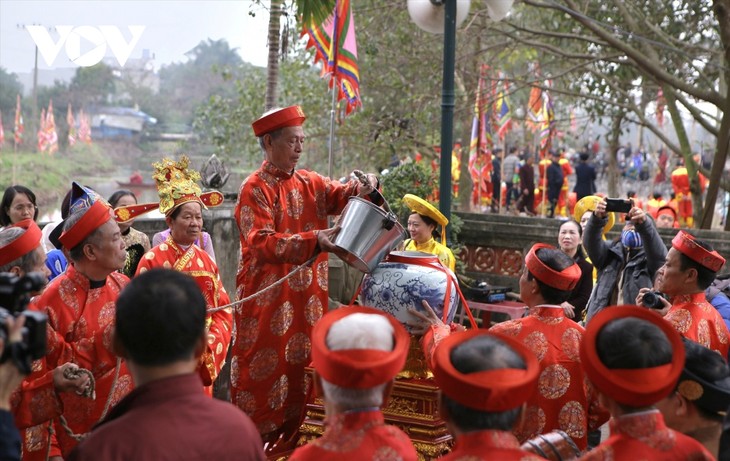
[643,291,664,309]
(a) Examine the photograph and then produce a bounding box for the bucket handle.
[353,170,394,214]
[382,212,398,230]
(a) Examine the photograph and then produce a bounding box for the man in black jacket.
[546,150,564,218]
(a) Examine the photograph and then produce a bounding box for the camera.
[0,273,48,374]
[605,198,633,213]
[642,291,667,310]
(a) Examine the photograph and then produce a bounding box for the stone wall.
[132,208,730,296]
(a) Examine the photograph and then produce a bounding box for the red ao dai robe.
[232,161,360,434]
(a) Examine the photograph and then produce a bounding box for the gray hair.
[64,209,105,262]
[0,227,41,273]
[320,313,395,409]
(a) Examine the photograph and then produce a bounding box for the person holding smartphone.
[583,197,666,323]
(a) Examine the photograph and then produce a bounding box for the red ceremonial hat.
[656,205,677,220]
[432,329,540,412]
[580,305,685,407]
[251,105,306,137]
[0,219,42,267]
[525,243,581,291]
[59,200,113,250]
[671,230,725,272]
[311,305,409,389]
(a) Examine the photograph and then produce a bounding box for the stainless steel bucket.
[333,196,405,273]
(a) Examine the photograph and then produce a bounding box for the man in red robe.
[25,183,134,459]
[289,306,416,461]
[490,243,609,450]
[232,106,378,443]
[638,230,729,357]
[431,329,545,460]
[580,306,713,460]
[131,156,231,396]
[68,269,264,461]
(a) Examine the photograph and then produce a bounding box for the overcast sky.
[0,0,271,74]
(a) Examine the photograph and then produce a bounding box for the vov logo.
[26,25,145,67]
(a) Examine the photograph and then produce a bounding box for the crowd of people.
[472,143,709,230]
[0,104,729,461]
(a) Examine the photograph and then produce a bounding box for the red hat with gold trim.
[433,329,540,412]
[115,157,224,221]
[251,105,306,137]
[0,219,43,266]
[525,243,581,291]
[580,305,685,407]
[311,305,409,389]
[671,230,725,272]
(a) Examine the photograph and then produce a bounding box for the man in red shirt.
[490,243,608,450]
[431,330,544,460]
[638,230,729,357]
[232,106,378,443]
[580,306,713,460]
[289,306,416,461]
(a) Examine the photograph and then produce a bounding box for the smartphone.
[605,198,633,213]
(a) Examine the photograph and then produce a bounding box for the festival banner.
[304,0,361,114]
[37,108,48,152]
[45,100,59,154]
[14,94,23,148]
[67,104,77,147]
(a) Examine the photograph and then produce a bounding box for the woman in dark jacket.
[557,219,593,322]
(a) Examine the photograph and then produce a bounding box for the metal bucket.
[334,196,405,273]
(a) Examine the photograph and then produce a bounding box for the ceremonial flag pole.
[304,0,361,180]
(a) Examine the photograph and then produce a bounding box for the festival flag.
[304,0,361,114]
[656,88,666,128]
[37,108,48,152]
[67,103,77,147]
[467,64,494,208]
[539,88,555,150]
[13,94,23,148]
[569,107,577,134]
[45,100,58,154]
[495,82,512,140]
[0,111,5,150]
[78,109,92,144]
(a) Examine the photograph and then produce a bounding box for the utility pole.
[16,23,45,145]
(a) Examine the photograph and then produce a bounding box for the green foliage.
[0,68,23,120]
[69,63,116,106]
[380,162,438,222]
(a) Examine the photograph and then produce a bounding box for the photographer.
[637,231,729,358]
[583,198,666,323]
[0,221,90,460]
[0,316,26,461]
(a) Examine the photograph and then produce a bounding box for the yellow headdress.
[403,194,448,245]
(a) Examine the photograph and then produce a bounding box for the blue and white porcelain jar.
[360,251,459,334]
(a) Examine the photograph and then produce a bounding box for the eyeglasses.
[11,204,37,213]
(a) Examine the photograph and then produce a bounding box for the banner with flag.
[304,0,361,114]
[539,87,555,150]
[656,88,666,128]
[67,104,77,147]
[45,100,58,154]
[0,111,4,150]
[468,64,495,208]
[14,94,23,148]
[495,82,512,140]
[78,109,92,144]
[37,108,48,152]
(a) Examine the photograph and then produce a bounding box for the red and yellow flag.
[13,94,24,147]
[304,0,361,114]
